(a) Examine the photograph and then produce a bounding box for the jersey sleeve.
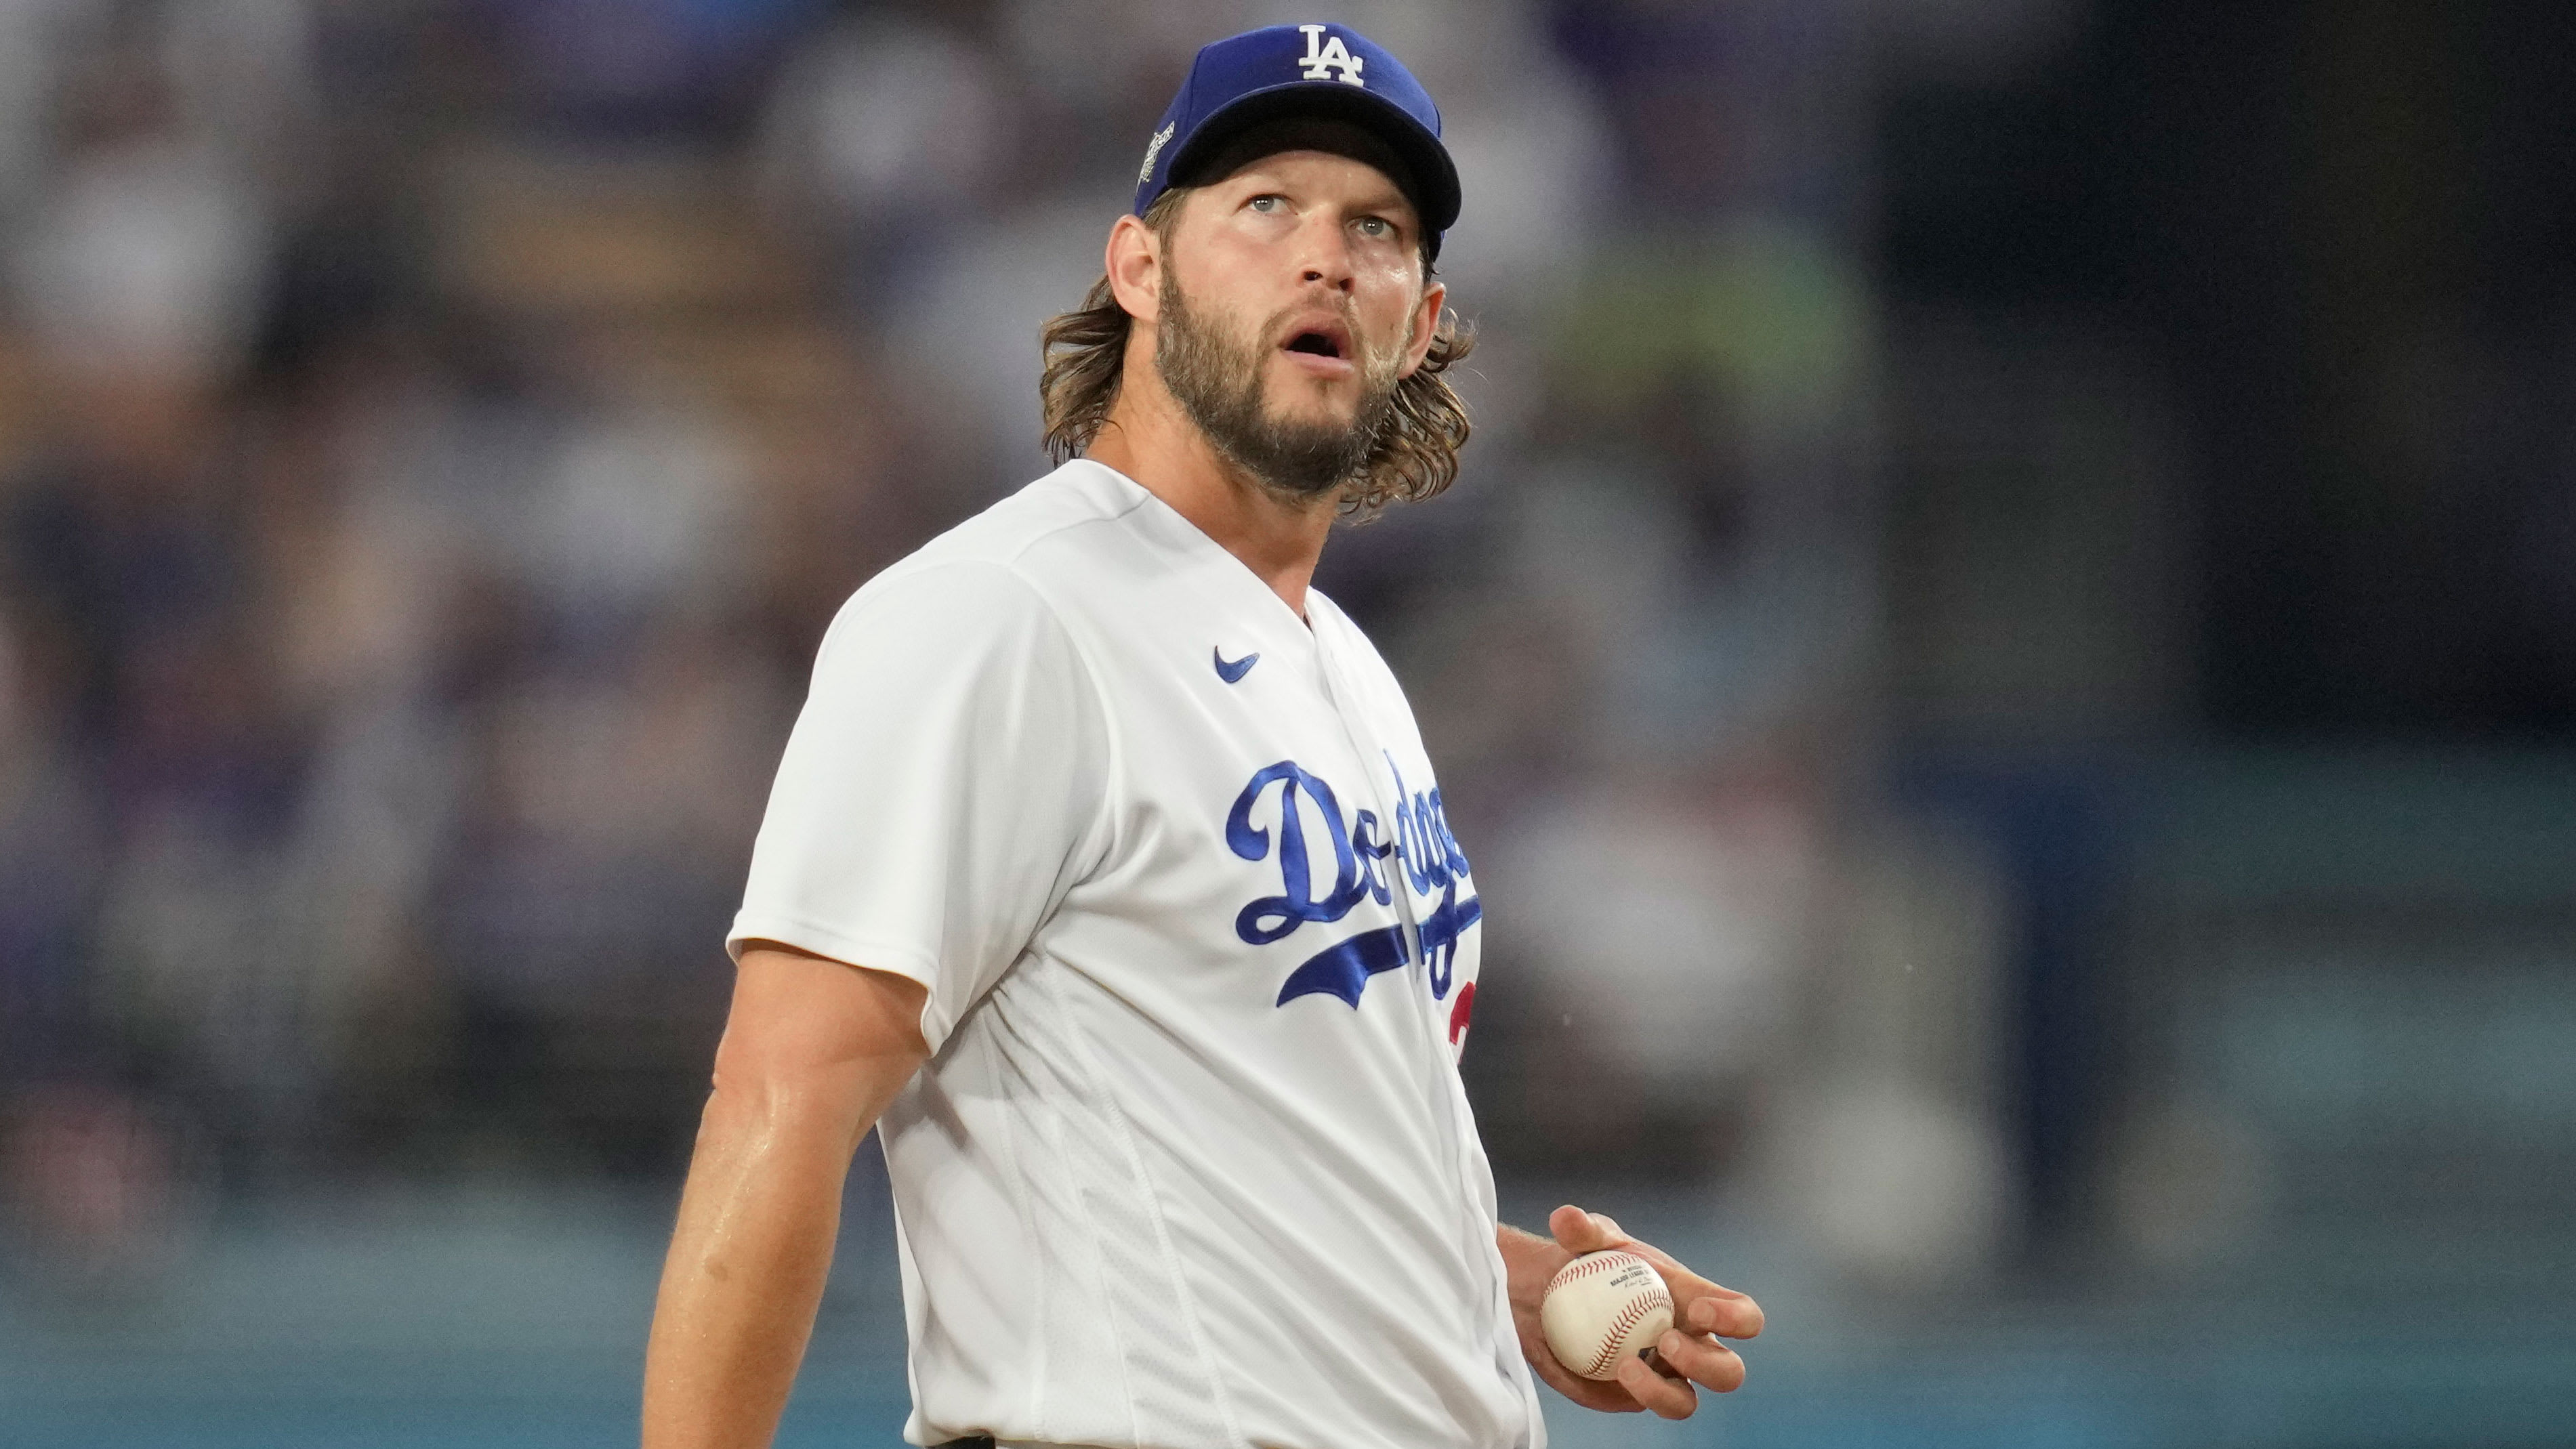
[728,559,1110,1053]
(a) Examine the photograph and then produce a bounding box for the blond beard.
[1153,269,1401,503]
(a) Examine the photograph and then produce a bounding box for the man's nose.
[1297,221,1357,293]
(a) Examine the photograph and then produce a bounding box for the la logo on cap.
[1296,24,1365,86]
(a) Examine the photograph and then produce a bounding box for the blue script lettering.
[1230,757,1481,1009]
[1272,924,1409,1007]
[1416,881,1482,1000]
[1226,761,1368,944]
[1388,755,1473,897]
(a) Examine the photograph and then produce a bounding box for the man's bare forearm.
[642,1078,856,1448]
[642,948,929,1449]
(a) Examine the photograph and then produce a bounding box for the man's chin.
[1258,413,1367,461]
[1258,385,1361,436]
[1224,416,1369,500]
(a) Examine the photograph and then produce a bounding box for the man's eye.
[1354,216,1393,238]
[1248,195,1283,213]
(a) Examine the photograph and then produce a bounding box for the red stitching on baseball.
[1581,1295,1653,1379]
[1552,1251,1635,1286]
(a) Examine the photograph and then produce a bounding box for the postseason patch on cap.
[1131,24,1461,257]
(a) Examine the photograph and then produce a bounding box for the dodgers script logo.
[1295,24,1365,86]
[1226,755,1480,1011]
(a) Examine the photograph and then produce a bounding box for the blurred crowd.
[5,14,2570,1444]
[0,0,1964,1290]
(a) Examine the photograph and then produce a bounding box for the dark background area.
[1882,0,2576,734]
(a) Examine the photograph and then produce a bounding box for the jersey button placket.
[1310,623,1510,1385]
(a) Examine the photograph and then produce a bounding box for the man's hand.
[1498,1205,1765,1419]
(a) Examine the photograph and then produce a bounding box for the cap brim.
[1162,81,1460,253]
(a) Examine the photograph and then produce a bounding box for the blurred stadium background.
[3,1,2573,1446]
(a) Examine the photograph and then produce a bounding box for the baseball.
[1540,1249,1675,1381]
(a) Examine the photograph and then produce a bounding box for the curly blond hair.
[1038,190,1475,520]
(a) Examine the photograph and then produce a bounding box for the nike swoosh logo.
[1213,647,1259,684]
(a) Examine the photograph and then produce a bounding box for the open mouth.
[1284,331,1345,360]
[1279,317,1354,365]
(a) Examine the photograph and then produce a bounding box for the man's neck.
[1083,371,1335,622]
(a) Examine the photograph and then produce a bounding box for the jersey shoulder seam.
[983,490,1149,880]
[839,548,1125,910]
[858,476,1144,902]
[989,465,1155,570]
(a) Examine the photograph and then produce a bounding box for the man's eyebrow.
[1220,163,1415,215]
[1331,181,1416,224]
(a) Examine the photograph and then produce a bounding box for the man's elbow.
[695,946,931,1154]
[687,1051,868,1175]
[702,1036,848,1122]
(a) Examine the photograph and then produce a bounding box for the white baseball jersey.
[729,459,1541,1449]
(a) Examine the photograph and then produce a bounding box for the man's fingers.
[1537,1204,1762,1410]
[1657,1330,1746,1393]
[1521,1332,1644,1414]
[1536,1360,1644,1414]
[1547,1203,1626,1254]
[1681,1287,1766,1340]
[1601,1233,1761,1338]
[1615,1353,1697,1419]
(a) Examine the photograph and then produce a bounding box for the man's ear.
[1396,280,1445,379]
[1106,213,1163,324]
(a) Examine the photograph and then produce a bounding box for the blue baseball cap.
[1131,24,1460,261]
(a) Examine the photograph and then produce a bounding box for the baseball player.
[642,24,1764,1449]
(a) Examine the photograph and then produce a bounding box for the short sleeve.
[728,560,1110,1053]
